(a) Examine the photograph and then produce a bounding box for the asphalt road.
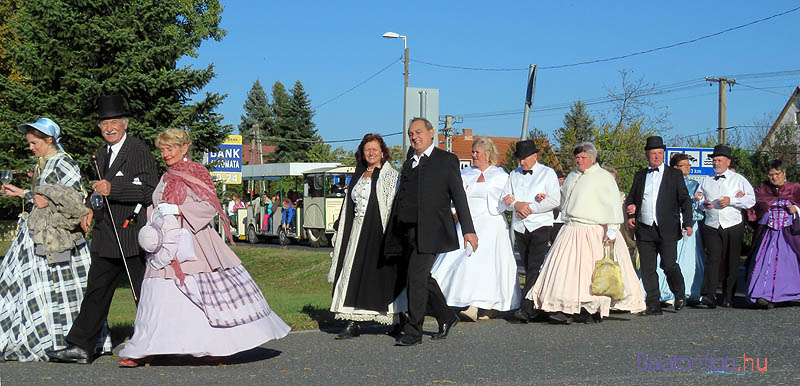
[2,302,798,385]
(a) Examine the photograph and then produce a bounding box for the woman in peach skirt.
[527,142,645,324]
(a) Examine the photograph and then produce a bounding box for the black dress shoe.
[719,298,732,308]
[638,308,663,316]
[699,296,717,309]
[387,323,403,340]
[431,316,459,340]
[395,335,422,346]
[46,345,93,364]
[548,312,572,325]
[756,298,774,309]
[335,321,360,340]
[674,297,686,311]
[509,309,530,324]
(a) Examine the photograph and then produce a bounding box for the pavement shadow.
[138,347,282,367]
[109,322,134,347]
[301,304,337,331]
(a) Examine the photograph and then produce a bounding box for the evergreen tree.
[0,0,229,181]
[238,80,271,142]
[272,80,320,162]
[555,100,596,169]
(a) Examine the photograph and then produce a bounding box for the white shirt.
[106,133,127,167]
[411,142,435,168]
[639,162,665,226]
[697,168,756,229]
[500,162,561,233]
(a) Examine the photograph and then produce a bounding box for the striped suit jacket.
[90,134,159,258]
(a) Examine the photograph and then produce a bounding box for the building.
[242,144,276,165]
[759,86,800,164]
[436,128,562,172]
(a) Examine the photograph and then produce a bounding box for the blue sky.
[180,1,800,150]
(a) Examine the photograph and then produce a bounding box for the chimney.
[463,128,473,139]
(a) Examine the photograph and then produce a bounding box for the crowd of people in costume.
[0,96,797,363]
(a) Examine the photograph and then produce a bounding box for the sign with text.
[207,135,242,184]
[666,147,714,180]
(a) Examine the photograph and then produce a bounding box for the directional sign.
[666,147,714,181]
[207,135,242,184]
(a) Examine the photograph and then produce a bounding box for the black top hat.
[96,95,130,120]
[708,144,733,159]
[514,140,539,159]
[644,136,666,151]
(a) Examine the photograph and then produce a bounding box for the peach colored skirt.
[526,223,646,317]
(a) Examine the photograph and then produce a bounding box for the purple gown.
[746,182,800,303]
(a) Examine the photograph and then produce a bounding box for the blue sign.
[208,145,242,172]
[666,147,714,176]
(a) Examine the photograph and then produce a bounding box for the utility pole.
[521,64,538,140]
[403,44,409,151]
[250,124,258,165]
[439,115,462,152]
[705,76,736,144]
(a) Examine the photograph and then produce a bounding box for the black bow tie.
[647,167,659,173]
[522,170,533,175]
[714,174,726,181]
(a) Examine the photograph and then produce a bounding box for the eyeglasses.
[768,171,784,178]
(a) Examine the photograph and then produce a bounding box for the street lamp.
[382,31,409,151]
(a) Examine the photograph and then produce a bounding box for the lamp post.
[382,31,409,151]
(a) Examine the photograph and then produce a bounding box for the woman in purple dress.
[746,159,800,308]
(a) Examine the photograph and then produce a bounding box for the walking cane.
[91,154,138,303]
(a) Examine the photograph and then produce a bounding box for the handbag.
[591,240,625,300]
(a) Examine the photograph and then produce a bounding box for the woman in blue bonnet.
[0,118,111,361]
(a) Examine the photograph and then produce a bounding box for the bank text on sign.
[209,135,242,184]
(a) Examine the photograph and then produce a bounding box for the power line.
[410,6,800,72]
[735,81,792,96]
[314,56,402,109]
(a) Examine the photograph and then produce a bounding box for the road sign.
[666,147,714,180]
[207,135,242,184]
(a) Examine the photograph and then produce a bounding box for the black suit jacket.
[90,134,159,258]
[385,147,475,255]
[625,165,693,242]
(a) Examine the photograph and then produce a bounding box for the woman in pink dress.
[118,129,289,366]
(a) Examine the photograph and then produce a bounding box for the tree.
[307,143,355,166]
[0,1,230,216]
[272,80,321,162]
[238,80,271,142]
[593,120,653,192]
[501,128,561,174]
[554,100,596,168]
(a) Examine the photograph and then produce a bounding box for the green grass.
[108,245,334,342]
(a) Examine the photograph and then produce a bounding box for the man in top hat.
[500,139,560,323]
[695,144,754,308]
[48,95,159,363]
[625,136,693,315]
[384,117,478,346]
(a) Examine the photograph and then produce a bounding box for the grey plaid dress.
[0,152,112,361]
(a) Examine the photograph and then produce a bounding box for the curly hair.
[355,133,391,167]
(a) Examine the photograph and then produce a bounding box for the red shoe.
[118,356,151,367]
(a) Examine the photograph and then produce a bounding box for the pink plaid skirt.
[179,265,272,327]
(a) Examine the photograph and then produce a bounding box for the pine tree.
[555,100,597,170]
[238,80,271,142]
[271,80,320,162]
[0,0,229,179]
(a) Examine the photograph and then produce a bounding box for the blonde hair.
[472,136,499,165]
[155,128,191,149]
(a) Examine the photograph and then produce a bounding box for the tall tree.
[238,79,271,142]
[555,100,596,169]
[272,80,321,162]
[269,80,292,161]
[0,0,229,181]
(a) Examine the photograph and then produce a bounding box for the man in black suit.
[625,136,693,315]
[385,117,478,346]
[48,95,158,363]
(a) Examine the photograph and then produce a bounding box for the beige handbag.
[591,240,625,300]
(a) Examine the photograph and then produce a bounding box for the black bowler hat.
[514,140,539,159]
[96,95,130,120]
[708,144,733,159]
[644,136,667,151]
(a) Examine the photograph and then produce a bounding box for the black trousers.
[516,226,552,315]
[67,252,145,352]
[400,224,452,340]
[549,223,564,244]
[636,223,685,308]
[701,222,744,302]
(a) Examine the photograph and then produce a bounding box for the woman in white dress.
[527,142,645,324]
[432,137,521,321]
[328,134,406,339]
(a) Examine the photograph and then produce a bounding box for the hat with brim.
[514,140,539,159]
[96,95,130,120]
[17,117,65,151]
[644,136,666,151]
[708,144,733,159]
